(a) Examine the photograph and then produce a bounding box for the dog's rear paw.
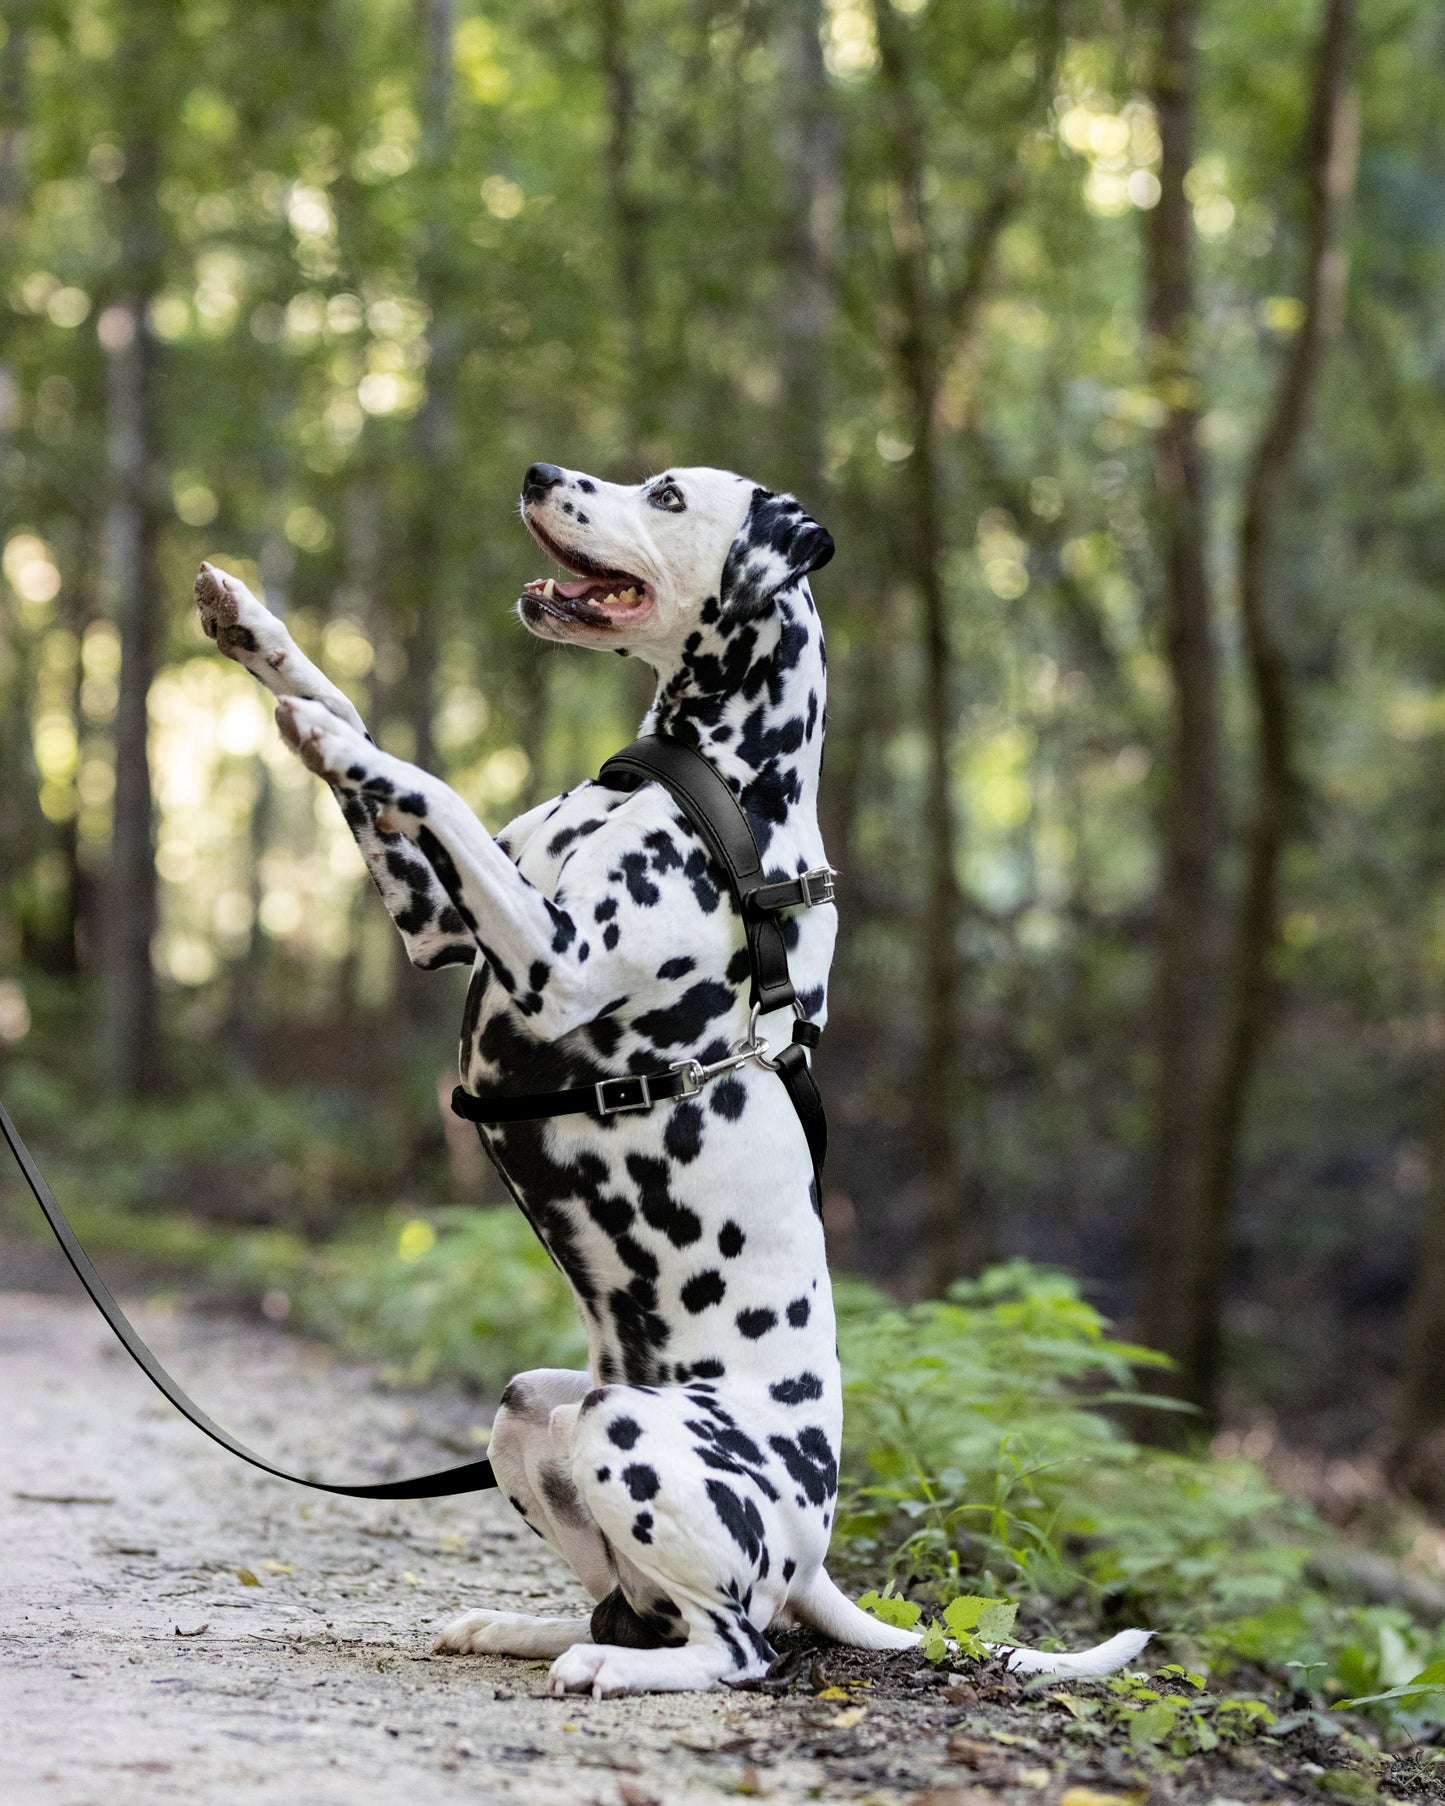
[433,1609,569,1657]
[548,1642,612,1695]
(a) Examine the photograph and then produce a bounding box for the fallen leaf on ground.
[815,1685,850,1700]
[829,1705,868,1729]
[617,1782,659,1806]
[260,1561,293,1574]
[235,1568,261,1586]
[1059,1789,1149,1806]
[173,1623,208,1638]
[946,1736,1002,1767]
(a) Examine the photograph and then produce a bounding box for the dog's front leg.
[195,563,369,736]
[276,699,606,1038]
[197,565,476,971]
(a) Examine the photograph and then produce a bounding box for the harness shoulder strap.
[601,736,794,1010]
[0,1099,497,1499]
[598,735,829,1195]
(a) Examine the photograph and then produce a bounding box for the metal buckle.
[596,1061,703,1115]
[798,866,836,907]
[595,1075,651,1114]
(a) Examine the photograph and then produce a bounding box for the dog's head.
[516,464,833,657]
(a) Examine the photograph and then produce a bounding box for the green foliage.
[298,1205,585,1390]
[833,1262,1445,1742]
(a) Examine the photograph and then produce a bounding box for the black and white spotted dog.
[195,463,1148,1697]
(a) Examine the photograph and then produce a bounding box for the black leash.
[0,733,833,1499]
[451,734,833,1201]
[0,1096,497,1498]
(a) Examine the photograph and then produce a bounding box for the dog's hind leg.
[434,1370,614,1661]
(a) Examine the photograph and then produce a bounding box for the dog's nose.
[522,463,566,504]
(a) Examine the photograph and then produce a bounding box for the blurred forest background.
[5,0,1445,1533]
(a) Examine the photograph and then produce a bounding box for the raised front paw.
[275,696,368,783]
[195,562,284,668]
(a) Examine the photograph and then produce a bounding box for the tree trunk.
[1196,0,1359,1419]
[1135,0,1223,1429]
[773,0,837,503]
[871,3,1058,1291]
[392,0,455,1041]
[596,0,652,465]
[97,42,165,1096]
[871,1,977,1290]
[1390,1071,1445,1512]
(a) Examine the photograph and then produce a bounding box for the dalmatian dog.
[195,463,1149,1697]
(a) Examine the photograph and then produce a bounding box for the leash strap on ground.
[0,1096,499,1499]
[453,734,832,1199]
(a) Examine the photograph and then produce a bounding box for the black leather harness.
[450,733,832,1201]
[0,733,834,1500]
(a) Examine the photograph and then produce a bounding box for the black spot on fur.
[787,1295,811,1327]
[607,1416,642,1450]
[770,1371,824,1405]
[736,1307,777,1340]
[623,1462,659,1501]
[767,1426,838,1505]
[633,980,734,1049]
[710,1076,747,1120]
[704,1479,766,1565]
[681,1269,726,1313]
[718,1221,745,1258]
[627,1154,702,1246]
[663,1100,704,1163]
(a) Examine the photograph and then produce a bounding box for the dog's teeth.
[617,587,638,604]
[601,592,618,606]
[542,579,556,598]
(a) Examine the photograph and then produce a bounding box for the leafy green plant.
[297,1205,585,1390]
[833,1263,1445,1742]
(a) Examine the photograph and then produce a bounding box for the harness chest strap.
[451,735,833,1196]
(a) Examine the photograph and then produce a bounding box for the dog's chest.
[457,776,838,1389]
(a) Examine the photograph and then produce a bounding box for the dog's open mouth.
[521,515,655,629]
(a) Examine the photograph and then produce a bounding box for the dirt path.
[3,1284,1428,1806]
[1,1287,964,1805]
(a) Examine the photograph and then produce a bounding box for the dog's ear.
[719,488,835,621]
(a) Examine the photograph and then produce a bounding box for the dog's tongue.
[556,577,603,600]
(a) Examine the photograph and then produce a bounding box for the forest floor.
[1,1275,1436,1806]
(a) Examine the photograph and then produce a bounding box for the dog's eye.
[649,480,686,513]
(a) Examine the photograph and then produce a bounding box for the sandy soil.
[2,1283,1434,1806]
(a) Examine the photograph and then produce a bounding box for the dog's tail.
[789,1569,1151,1680]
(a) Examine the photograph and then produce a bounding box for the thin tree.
[1197,0,1360,1418]
[1390,1073,1445,1512]
[773,0,838,504]
[869,0,1060,1292]
[97,3,172,1097]
[1137,0,1360,1431]
[596,0,653,465]
[1134,0,1224,1424]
